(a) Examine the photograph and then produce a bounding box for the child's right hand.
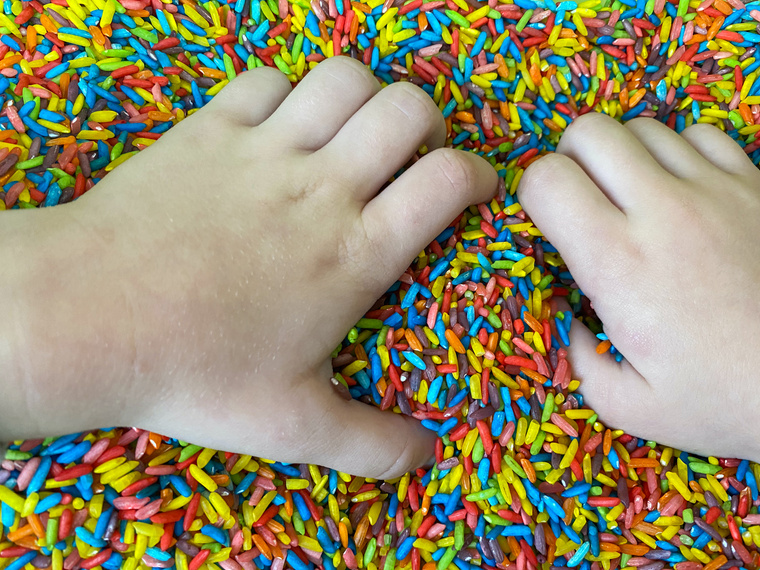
[519,112,760,461]
[0,56,496,479]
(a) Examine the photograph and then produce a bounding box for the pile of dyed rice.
[2,0,760,569]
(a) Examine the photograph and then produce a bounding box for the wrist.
[0,202,143,440]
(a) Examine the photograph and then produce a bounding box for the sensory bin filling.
[2,0,760,569]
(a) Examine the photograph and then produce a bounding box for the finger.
[624,118,714,179]
[361,148,497,278]
[263,57,381,150]
[300,381,435,479]
[680,123,758,175]
[557,113,671,211]
[567,320,655,438]
[206,67,292,126]
[320,82,447,200]
[517,153,627,295]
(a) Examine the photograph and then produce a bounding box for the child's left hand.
[518,113,760,461]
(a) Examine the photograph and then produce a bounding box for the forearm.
[0,202,141,443]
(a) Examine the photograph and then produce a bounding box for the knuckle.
[681,122,717,138]
[660,190,707,226]
[430,148,475,194]
[375,445,417,480]
[343,219,391,293]
[237,66,287,90]
[373,429,420,480]
[321,55,376,87]
[387,79,426,99]
[519,153,570,193]
[562,112,613,145]
[215,67,290,111]
[624,116,658,133]
[385,81,439,123]
[322,54,366,73]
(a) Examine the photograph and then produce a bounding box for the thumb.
[297,379,435,480]
[567,320,654,437]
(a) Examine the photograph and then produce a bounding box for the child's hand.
[519,112,760,461]
[1,57,496,479]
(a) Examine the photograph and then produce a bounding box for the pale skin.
[0,56,758,480]
[518,111,760,463]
